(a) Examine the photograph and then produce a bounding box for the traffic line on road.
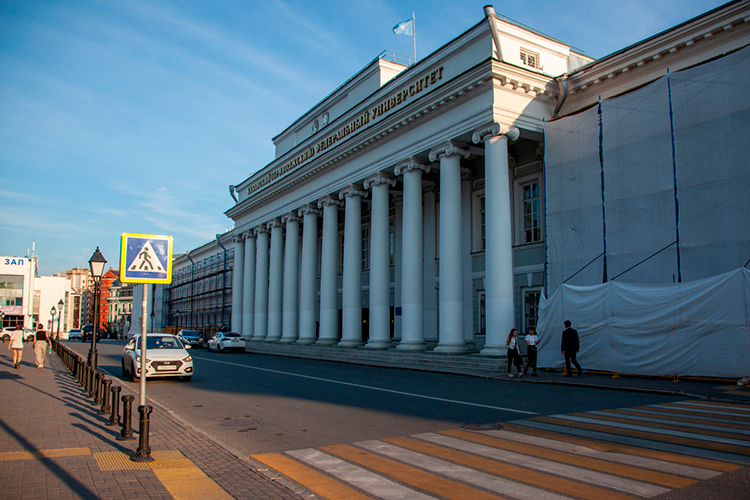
[252,452,372,500]
[199,356,537,415]
[252,399,750,500]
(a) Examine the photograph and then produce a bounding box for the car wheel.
[121,360,128,378]
[132,362,139,381]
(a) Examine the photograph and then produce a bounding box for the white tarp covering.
[536,268,750,379]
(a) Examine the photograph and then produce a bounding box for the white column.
[242,232,255,340]
[364,173,396,349]
[231,235,245,334]
[430,142,470,353]
[298,204,321,344]
[461,171,474,344]
[266,218,284,342]
[317,195,343,345]
[280,213,300,343]
[252,226,269,341]
[474,123,520,355]
[395,160,430,351]
[338,184,367,348]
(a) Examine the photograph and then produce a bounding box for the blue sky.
[0,0,726,276]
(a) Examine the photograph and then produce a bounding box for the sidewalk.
[0,346,304,500]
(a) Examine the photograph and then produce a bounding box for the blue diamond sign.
[120,233,173,284]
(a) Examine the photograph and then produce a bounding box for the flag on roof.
[393,18,414,36]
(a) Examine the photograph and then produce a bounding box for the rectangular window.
[389,218,395,267]
[522,181,541,243]
[480,196,486,250]
[524,289,541,331]
[520,48,539,69]
[361,226,370,271]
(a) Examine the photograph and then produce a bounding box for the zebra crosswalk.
[252,400,750,499]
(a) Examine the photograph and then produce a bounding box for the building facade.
[0,256,37,329]
[107,278,133,336]
[151,2,749,357]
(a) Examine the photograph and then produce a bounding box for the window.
[471,190,486,252]
[478,291,486,335]
[520,48,539,69]
[522,181,541,243]
[361,226,370,271]
[389,218,395,267]
[524,289,541,331]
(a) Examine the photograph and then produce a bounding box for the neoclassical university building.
[152,1,750,358]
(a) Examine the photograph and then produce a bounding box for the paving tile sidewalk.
[0,346,305,500]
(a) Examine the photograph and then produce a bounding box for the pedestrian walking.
[506,329,523,377]
[523,327,540,377]
[560,320,582,376]
[8,324,24,369]
[33,324,50,369]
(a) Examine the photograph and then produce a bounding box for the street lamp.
[50,306,56,337]
[57,299,64,340]
[88,247,107,369]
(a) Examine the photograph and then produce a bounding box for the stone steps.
[243,340,504,378]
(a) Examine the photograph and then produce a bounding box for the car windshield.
[181,331,199,337]
[143,336,183,349]
[225,333,241,338]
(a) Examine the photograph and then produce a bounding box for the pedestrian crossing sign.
[120,233,173,284]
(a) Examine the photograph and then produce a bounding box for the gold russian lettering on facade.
[248,66,444,195]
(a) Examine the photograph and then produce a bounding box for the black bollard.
[117,395,136,441]
[98,379,112,415]
[93,373,103,404]
[85,366,93,395]
[132,405,154,462]
[107,386,121,427]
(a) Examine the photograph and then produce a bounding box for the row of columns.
[229,123,519,355]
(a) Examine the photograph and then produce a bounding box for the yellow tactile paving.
[322,443,507,500]
[253,452,373,500]
[383,436,638,500]
[533,416,750,456]
[94,450,197,470]
[604,408,750,431]
[440,428,695,488]
[0,447,91,461]
[153,468,233,500]
[571,412,750,442]
[500,422,740,472]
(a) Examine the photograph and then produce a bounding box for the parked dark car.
[82,324,100,342]
[176,329,203,348]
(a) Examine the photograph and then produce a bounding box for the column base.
[479,345,506,356]
[396,341,427,352]
[432,343,468,354]
[364,340,391,350]
[337,340,363,348]
[296,337,316,345]
[250,336,267,342]
[316,338,338,346]
[265,336,281,343]
[278,337,297,344]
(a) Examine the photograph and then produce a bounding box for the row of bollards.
[52,339,153,462]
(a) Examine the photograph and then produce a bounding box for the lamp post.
[50,307,56,336]
[57,299,64,340]
[88,247,107,369]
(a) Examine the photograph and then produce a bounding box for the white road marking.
[196,356,538,415]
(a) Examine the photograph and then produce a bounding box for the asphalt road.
[64,339,685,456]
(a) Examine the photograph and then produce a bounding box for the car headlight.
[182,355,192,362]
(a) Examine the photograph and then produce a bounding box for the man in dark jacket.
[560,320,582,377]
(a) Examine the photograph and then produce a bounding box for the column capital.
[339,184,368,200]
[394,159,431,177]
[318,194,344,209]
[363,172,396,190]
[428,142,470,162]
[472,122,520,144]
[298,203,322,218]
[242,229,256,240]
[266,218,283,230]
[253,225,269,236]
[422,182,438,194]
[281,212,300,225]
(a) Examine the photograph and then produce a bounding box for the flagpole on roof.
[412,12,417,64]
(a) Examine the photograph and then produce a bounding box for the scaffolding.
[163,249,234,336]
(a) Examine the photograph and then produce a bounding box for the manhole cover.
[461,423,503,431]
[218,419,259,428]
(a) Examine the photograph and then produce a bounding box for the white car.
[207,332,246,353]
[122,334,194,381]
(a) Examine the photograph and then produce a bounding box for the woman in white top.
[8,324,25,369]
[505,329,523,377]
[524,327,540,377]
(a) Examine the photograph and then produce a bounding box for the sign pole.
[139,284,148,407]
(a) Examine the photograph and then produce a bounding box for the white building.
[0,256,37,329]
[149,2,749,374]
